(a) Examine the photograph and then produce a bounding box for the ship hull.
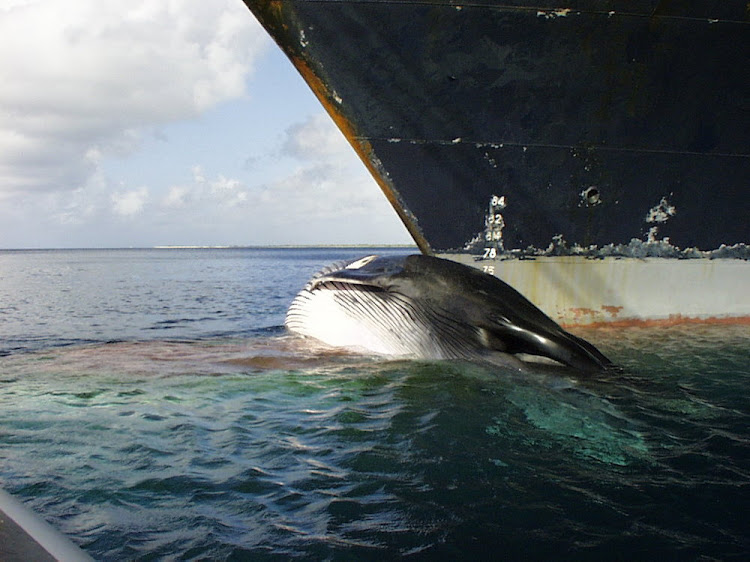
[242,0,749,324]
[443,255,750,326]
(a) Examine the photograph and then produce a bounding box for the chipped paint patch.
[483,152,498,168]
[563,314,750,329]
[581,186,601,206]
[601,305,624,318]
[537,8,572,20]
[645,196,676,244]
[569,307,597,319]
[646,197,676,223]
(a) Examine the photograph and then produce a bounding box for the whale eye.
[346,255,379,270]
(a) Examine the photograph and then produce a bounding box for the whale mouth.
[309,276,382,292]
[308,255,402,292]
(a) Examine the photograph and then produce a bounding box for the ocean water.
[0,248,748,560]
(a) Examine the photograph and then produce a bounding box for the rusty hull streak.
[568,307,598,320]
[559,304,750,328]
[562,314,750,329]
[601,305,624,318]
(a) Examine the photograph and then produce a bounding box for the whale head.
[286,254,613,372]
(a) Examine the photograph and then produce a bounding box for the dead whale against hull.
[286,255,613,372]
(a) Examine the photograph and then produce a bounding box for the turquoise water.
[0,249,748,559]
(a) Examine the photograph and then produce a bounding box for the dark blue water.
[1,248,748,560]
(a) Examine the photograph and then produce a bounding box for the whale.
[285,254,613,372]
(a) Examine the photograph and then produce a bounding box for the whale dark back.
[377,255,613,372]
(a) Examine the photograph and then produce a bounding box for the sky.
[0,0,413,248]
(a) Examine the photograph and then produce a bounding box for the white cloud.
[207,173,249,207]
[140,112,407,244]
[0,0,413,248]
[270,113,389,218]
[177,111,412,245]
[155,113,393,226]
[283,113,352,159]
[112,187,148,216]
[0,0,269,197]
[157,167,248,217]
[162,185,190,209]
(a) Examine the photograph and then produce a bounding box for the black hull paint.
[242,0,748,254]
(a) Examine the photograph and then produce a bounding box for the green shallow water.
[1,325,748,560]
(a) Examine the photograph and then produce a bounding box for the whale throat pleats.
[287,281,481,359]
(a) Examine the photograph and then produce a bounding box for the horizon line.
[0,244,420,251]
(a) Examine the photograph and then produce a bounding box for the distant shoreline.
[0,245,419,251]
[153,244,418,249]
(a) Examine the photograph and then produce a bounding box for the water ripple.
[0,325,748,559]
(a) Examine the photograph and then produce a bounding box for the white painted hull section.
[442,255,750,326]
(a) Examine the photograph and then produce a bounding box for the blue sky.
[0,0,412,248]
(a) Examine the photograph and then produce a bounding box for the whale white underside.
[286,281,537,367]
